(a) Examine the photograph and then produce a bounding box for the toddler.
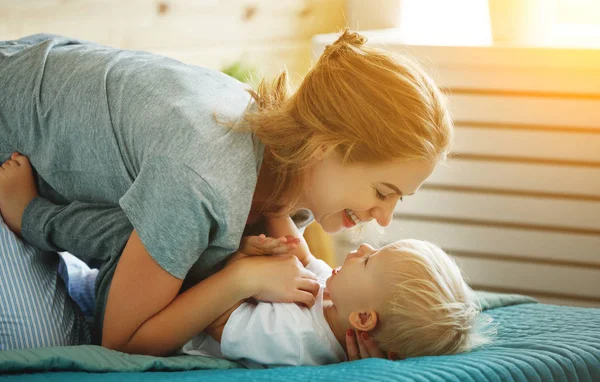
[182,216,492,367]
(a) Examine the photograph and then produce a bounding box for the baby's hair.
[371,239,495,357]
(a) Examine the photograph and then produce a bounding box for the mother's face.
[301,151,436,234]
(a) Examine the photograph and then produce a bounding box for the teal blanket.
[2,292,600,382]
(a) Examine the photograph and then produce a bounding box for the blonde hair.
[371,239,494,357]
[233,29,453,216]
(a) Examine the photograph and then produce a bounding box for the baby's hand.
[226,235,301,267]
[239,234,300,256]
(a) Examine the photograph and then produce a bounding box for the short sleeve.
[119,156,223,279]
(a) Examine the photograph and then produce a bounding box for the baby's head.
[326,239,492,358]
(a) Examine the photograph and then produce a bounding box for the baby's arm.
[265,216,318,267]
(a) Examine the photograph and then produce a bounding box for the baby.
[0,153,491,366]
[183,216,492,366]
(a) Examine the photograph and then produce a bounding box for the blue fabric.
[58,253,98,319]
[0,217,90,350]
[1,300,599,381]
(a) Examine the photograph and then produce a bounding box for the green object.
[0,345,240,373]
[221,60,256,84]
[474,290,537,310]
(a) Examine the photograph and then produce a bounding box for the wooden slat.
[454,256,600,300]
[428,159,600,198]
[384,42,600,71]
[448,93,600,129]
[396,189,600,231]
[377,219,600,266]
[0,0,346,49]
[452,125,600,163]
[431,66,600,96]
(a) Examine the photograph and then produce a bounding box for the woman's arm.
[204,299,246,343]
[102,230,246,355]
[265,216,318,267]
[21,197,319,356]
[103,230,319,356]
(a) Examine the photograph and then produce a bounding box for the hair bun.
[324,29,368,57]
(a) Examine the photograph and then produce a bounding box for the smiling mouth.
[344,209,361,226]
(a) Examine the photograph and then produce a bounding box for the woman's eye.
[376,190,388,201]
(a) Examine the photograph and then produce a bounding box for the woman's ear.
[314,144,333,162]
[349,310,378,332]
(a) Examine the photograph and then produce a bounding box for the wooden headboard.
[313,34,600,308]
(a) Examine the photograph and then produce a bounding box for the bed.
[1,291,598,381]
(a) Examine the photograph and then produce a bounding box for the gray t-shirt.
[0,34,263,280]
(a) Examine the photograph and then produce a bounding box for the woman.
[0,30,452,356]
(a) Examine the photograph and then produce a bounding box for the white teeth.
[345,209,360,225]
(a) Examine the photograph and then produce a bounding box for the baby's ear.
[349,310,378,332]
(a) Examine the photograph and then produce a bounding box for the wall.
[0,0,346,81]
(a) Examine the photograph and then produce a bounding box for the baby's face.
[326,243,396,316]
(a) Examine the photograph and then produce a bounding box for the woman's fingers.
[345,330,387,361]
[361,332,385,358]
[301,267,318,281]
[346,330,360,361]
[356,330,369,358]
[297,278,320,297]
[293,290,316,308]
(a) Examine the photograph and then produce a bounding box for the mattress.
[1,292,599,381]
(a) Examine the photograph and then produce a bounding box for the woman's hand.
[345,330,398,361]
[232,254,320,308]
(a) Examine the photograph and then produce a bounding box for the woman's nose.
[372,204,395,227]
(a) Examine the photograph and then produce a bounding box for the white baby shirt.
[181,259,347,367]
